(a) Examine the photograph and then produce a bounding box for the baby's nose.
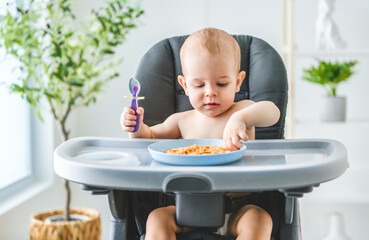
[205,86,217,96]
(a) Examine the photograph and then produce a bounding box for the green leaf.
[68,78,84,87]
[51,41,62,57]
[84,96,97,106]
[92,37,99,46]
[64,31,73,38]
[97,16,107,30]
[44,90,57,99]
[34,109,44,122]
[66,57,76,68]
[10,84,25,93]
[25,95,32,104]
[102,49,114,54]
[107,41,118,46]
[52,71,63,81]
[302,59,358,96]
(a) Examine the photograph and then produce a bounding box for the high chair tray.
[54,137,348,192]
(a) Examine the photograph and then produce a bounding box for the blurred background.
[1,0,368,239]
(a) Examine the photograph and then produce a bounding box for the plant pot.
[321,96,346,122]
[29,208,101,240]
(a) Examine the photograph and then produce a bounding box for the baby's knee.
[146,206,177,229]
[245,205,272,226]
[232,205,273,235]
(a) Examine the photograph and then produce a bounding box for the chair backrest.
[135,35,288,139]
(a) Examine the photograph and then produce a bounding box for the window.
[0,0,53,214]
[0,71,54,214]
[0,81,32,190]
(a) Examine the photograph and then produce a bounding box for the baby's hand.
[120,106,144,133]
[223,115,249,151]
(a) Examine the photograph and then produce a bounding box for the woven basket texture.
[29,208,101,240]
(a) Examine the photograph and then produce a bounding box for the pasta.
[165,144,232,155]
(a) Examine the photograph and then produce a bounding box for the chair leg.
[108,190,130,240]
[280,198,301,240]
[110,218,128,240]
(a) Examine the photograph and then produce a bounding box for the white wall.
[293,1,369,239]
[294,0,369,122]
[0,0,368,239]
[293,0,369,165]
[70,0,282,139]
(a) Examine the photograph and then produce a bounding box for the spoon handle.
[130,85,140,133]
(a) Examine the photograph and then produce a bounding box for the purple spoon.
[129,78,141,132]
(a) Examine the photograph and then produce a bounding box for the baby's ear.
[236,71,246,92]
[178,75,189,95]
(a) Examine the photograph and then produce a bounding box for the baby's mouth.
[205,102,220,109]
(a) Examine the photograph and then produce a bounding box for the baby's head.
[180,28,241,74]
[178,28,245,117]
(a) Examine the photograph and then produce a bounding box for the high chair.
[134,34,289,240]
[54,34,348,240]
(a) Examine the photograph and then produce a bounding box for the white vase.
[321,96,346,122]
[322,212,350,240]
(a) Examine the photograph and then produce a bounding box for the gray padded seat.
[136,35,287,139]
[130,35,299,240]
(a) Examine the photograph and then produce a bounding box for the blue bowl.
[148,139,246,166]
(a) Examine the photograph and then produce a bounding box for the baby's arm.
[223,101,280,150]
[120,106,181,139]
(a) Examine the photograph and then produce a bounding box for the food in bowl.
[164,144,232,155]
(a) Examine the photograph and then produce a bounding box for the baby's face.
[178,51,244,117]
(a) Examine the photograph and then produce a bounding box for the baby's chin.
[197,107,227,118]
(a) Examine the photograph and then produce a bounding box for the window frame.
[0,106,54,215]
[0,101,32,191]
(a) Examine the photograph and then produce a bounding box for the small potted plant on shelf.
[0,0,143,239]
[302,59,358,122]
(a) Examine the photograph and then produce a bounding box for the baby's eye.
[217,83,228,87]
[194,84,204,88]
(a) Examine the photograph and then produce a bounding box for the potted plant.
[0,0,143,239]
[302,59,358,122]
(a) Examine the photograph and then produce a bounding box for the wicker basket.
[29,208,101,240]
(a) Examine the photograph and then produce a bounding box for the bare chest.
[179,116,228,139]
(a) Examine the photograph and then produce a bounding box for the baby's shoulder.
[233,99,255,110]
[169,109,196,120]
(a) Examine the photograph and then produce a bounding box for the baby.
[121,27,280,240]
